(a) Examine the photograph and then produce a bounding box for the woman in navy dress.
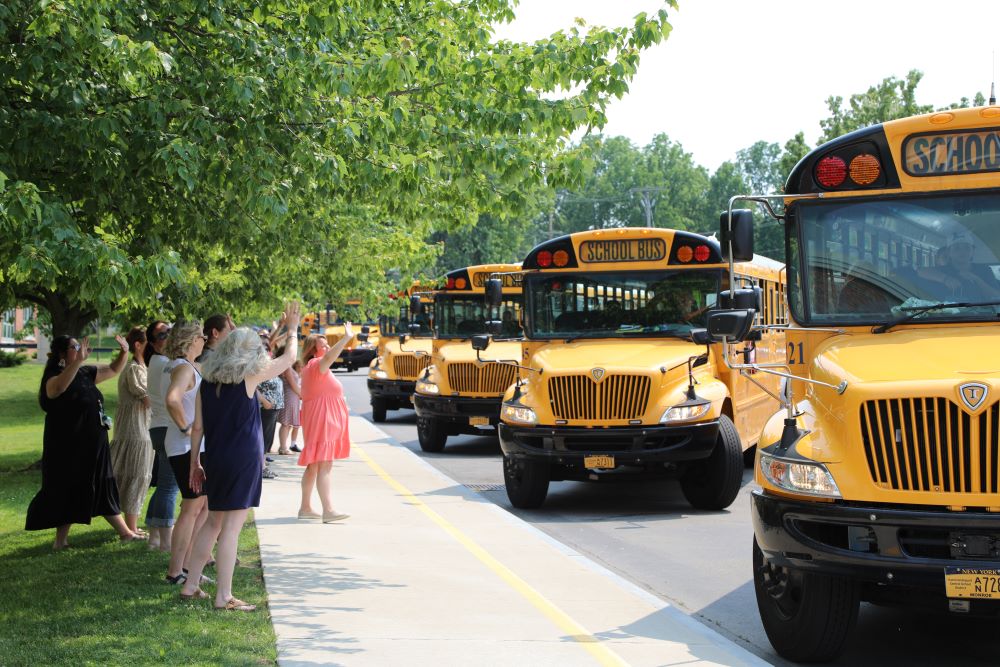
[179,302,301,611]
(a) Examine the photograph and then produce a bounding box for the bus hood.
[435,339,522,364]
[531,338,705,376]
[811,326,1000,388]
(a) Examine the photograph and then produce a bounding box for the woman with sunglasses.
[25,333,146,549]
[144,320,178,551]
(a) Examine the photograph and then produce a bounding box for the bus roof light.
[537,250,553,268]
[455,277,467,289]
[676,246,693,263]
[553,249,570,267]
[815,155,847,188]
[446,278,456,289]
[694,245,711,262]
[849,154,881,185]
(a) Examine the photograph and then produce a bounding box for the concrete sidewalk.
[255,416,769,667]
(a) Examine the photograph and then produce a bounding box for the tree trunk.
[18,289,98,338]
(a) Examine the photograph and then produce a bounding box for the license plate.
[944,567,1000,599]
[336,357,344,363]
[469,416,491,426]
[584,455,615,469]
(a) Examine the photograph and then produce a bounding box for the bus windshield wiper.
[872,300,1000,334]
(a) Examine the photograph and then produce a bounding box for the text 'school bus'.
[324,299,379,372]
[367,286,435,422]
[411,264,524,452]
[708,107,1000,662]
[479,227,785,510]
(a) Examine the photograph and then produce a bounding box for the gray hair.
[201,327,270,385]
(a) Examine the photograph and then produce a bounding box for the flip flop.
[179,587,208,600]
[215,597,256,612]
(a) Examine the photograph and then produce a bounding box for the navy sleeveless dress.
[200,380,264,511]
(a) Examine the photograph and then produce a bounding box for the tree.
[0,0,675,335]
[819,69,933,143]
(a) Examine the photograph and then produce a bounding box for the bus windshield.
[789,193,1000,326]
[435,294,523,338]
[380,305,434,336]
[525,270,720,339]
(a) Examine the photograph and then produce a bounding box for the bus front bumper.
[752,490,1000,596]
[367,379,417,409]
[498,421,719,467]
[412,394,502,430]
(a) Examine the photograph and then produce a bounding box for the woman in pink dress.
[297,323,354,523]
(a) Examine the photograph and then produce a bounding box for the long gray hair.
[201,327,269,385]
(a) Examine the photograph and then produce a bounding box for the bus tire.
[753,536,858,662]
[417,417,447,452]
[371,399,387,423]
[503,455,550,509]
[680,414,742,510]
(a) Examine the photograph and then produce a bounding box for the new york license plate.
[469,416,491,426]
[584,455,615,469]
[944,567,1000,599]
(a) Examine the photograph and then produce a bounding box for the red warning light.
[816,156,847,188]
[536,250,553,268]
[694,245,711,262]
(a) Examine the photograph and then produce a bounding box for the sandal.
[120,532,148,543]
[165,572,187,585]
[216,597,256,612]
[278,448,291,455]
[179,587,209,600]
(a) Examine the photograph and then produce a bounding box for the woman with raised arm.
[296,323,354,523]
[179,302,301,611]
[26,334,145,548]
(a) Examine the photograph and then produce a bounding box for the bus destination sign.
[472,272,522,288]
[579,238,667,263]
[903,127,1000,176]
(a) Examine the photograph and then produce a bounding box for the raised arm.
[246,302,301,394]
[317,321,353,373]
[95,335,129,385]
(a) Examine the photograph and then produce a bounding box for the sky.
[493,0,1000,172]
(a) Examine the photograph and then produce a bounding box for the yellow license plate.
[335,357,344,363]
[584,455,615,469]
[944,567,1000,599]
[469,416,491,426]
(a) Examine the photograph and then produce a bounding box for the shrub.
[0,350,27,368]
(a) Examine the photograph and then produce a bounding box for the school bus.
[708,107,1000,662]
[411,264,523,452]
[324,299,379,372]
[479,227,785,511]
[367,287,435,422]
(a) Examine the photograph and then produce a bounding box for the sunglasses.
[69,343,82,351]
[155,331,170,341]
[199,335,209,341]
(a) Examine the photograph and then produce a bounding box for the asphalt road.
[339,369,999,666]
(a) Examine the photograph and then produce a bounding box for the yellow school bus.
[411,264,523,452]
[367,287,435,422]
[709,107,1000,662]
[485,227,785,510]
[323,299,379,372]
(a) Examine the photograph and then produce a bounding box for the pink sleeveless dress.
[298,357,351,465]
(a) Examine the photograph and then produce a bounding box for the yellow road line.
[356,446,629,667]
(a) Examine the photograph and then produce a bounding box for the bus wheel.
[371,399,387,423]
[503,455,549,509]
[680,414,742,510]
[753,536,858,662]
[417,418,447,452]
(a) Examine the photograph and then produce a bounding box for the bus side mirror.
[719,287,762,311]
[720,209,754,262]
[410,295,423,315]
[398,334,408,346]
[471,334,491,352]
[361,325,370,334]
[408,323,421,336]
[357,333,369,343]
[486,320,503,337]
[690,328,716,346]
[485,278,503,308]
[708,309,755,342]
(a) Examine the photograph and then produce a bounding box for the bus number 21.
[788,342,804,365]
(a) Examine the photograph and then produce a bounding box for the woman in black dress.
[25,334,146,549]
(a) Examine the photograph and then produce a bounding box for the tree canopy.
[0,0,674,334]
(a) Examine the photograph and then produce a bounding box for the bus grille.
[860,399,1000,494]
[548,375,651,421]
[392,354,430,380]
[447,363,517,394]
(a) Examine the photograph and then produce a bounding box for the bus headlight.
[502,404,537,425]
[415,379,439,395]
[659,401,710,423]
[370,368,389,380]
[760,453,841,498]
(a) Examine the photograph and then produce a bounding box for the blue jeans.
[145,427,178,528]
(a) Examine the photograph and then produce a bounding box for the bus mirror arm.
[473,349,541,376]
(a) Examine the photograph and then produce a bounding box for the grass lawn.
[0,364,277,665]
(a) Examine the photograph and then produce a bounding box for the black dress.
[25,366,122,530]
